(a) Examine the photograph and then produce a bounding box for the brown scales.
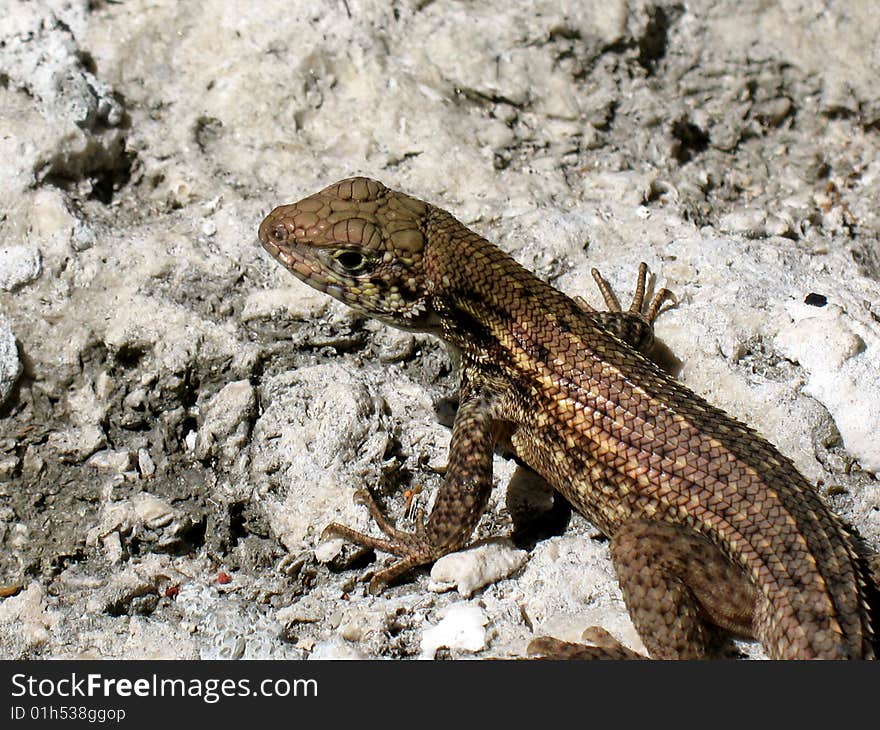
[259,176,878,659]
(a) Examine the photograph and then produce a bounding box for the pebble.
[419,603,488,658]
[0,245,41,291]
[429,543,528,597]
[132,493,175,529]
[0,317,21,405]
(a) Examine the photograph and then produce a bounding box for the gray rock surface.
[0,318,22,406]
[0,246,41,292]
[0,0,877,660]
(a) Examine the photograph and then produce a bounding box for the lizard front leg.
[323,385,500,593]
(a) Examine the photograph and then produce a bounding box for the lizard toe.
[527,631,646,660]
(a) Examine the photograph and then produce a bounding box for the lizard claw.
[590,262,676,324]
[580,263,677,353]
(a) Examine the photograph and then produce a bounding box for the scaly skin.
[258,176,878,659]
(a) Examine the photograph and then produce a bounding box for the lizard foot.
[573,262,676,322]
[587,262,676,324]
[322,489,445,594]
[574,262,676,353]
[527,627,647,660]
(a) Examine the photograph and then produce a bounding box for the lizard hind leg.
[529,520,757,659]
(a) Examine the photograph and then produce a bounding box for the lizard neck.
[423,205,579,361]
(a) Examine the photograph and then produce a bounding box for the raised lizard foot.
[579,261,675,322]
[575,262,676,353]
[527,627,647,660]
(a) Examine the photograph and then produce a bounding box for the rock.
[1,0,879,663]
[0,318,21,406]
[0,2,126,192]
[0,246,41,291]
[132,493,176,530]
[137,448,156,477]
[429,543,528,597]
[193,380,257,462]
[0,583,57,656]
[419,603,488,658]
[776,303,880,472]
[87,450,135,472]
[308,638,369,660]
[251,364,392,552]
[48,425,107,463]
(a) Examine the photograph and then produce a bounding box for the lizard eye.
[269,225,288,243]
[334,250,368,272]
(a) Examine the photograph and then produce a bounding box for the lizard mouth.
[259,235,346,297]
[259,235,282,259]
[259,235,313,281]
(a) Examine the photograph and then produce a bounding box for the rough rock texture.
[0,0,877,659]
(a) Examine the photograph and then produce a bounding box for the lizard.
[258,176,878,659]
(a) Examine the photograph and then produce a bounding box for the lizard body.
[258,176,877,659]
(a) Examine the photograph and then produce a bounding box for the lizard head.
[259,176,440,332]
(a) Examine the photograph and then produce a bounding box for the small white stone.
[276,594,325,626]
[313,538,345,563]
[87,449,134,472]
[776,303,880,471]
[419,603,488,658]
[123,388,147,410]
[101,531,123,563]
[0,456,17,480]
[0,317,21,405]
[0,245,41,291]
[429,542,528,597]
[132,493,175,529]
[193,380,256,461]
[48,425,107,462]
[717,208,767,237]
[0,583,56,652]
[71,222,96,252]
[308,638,369,660]
[777,303,864,370]
[137,448,156,477]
